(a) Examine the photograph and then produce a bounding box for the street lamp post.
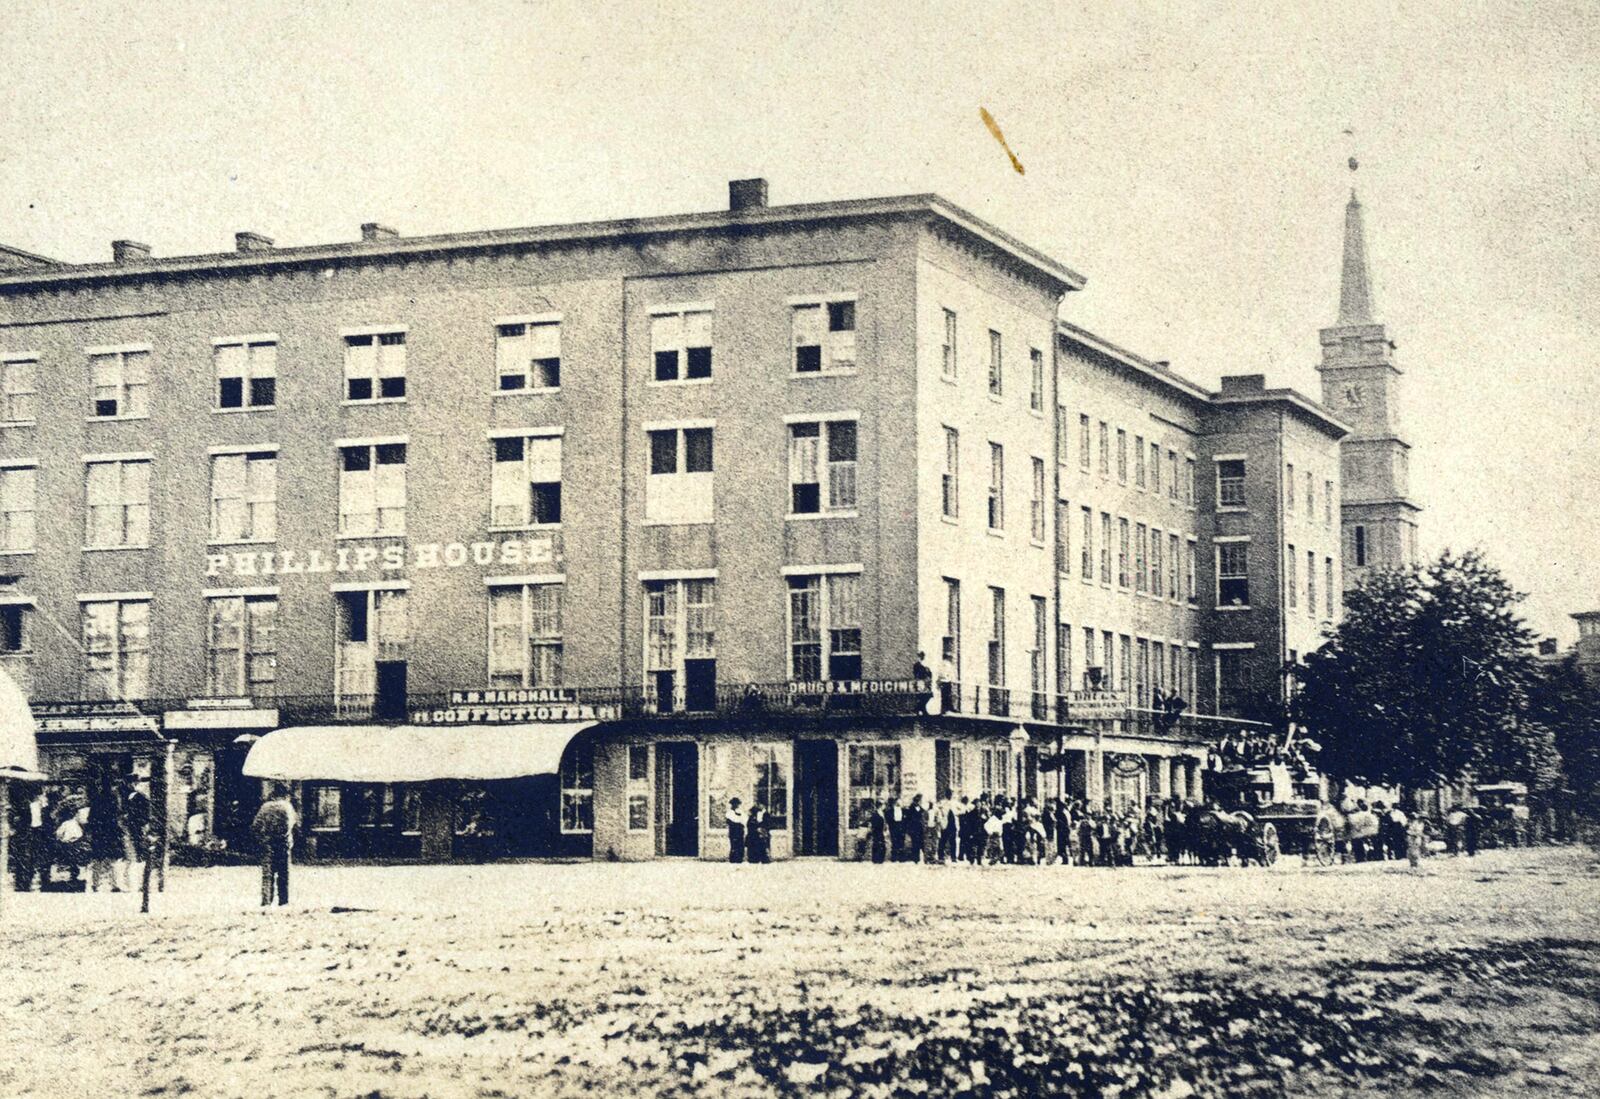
[1009,725,1030,800]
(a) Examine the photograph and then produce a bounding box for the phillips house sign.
[204,532,561,579]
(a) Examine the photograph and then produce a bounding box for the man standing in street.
[724,797,747,864]
[251,784,296,907]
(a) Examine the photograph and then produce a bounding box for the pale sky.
[4,0,1596,640]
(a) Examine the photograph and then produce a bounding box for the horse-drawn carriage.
[1204,762,1341,866]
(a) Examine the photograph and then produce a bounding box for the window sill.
[0,548,35,556]
[208,538,277,547]
[640,518,714,527]
[786,510,858,522]
[940,514,960,526]
[559,828,595,837]
[1030,539,1047,550]
[648,377,714,388]
[0,420,37,429]
[1217,506,1247,515]
[791,368,859,379]
[1028,407,1045,418]
[493,387,561,397]
[488,523,563,534]
[214,405,276,415]
[985,527,1005,539]
[987,392,1003,403]
[86,414,150,423]
[940,372,958,386]
[343,397,408,407]
[335,530,407,540]
[82,544,150,552]
[1216,605,1253,612]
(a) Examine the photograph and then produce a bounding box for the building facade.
[0,180,1344,861]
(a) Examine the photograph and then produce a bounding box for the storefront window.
[560,742,594,834]
[397,786,422,835]
[753,744,789,830]
[704,742,731,828]
[309,785,342,831]
[627,745,650,832]
[847,744,900,829]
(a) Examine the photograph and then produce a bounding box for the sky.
[3,0,1596,640]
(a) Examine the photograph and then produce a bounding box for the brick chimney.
[235,231,275,253]
[729,178,769,211]
[1219,374,1267,395]
[111,240,152,264]
[361,223,398,243]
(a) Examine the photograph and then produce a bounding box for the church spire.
[1337,187,1376,326]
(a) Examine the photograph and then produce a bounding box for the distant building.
[1570,611,1600,686]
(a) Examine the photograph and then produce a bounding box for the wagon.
[1209,764,1340,866]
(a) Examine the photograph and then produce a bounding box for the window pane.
[649,430,676,474]
[683,428,713,473]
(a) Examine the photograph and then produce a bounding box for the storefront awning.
[241,722,595,783]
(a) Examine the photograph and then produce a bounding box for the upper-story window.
[209,449,277,543]
[489,582,564,688]
[1029,348,1043,412]
[491,431,562,528]
[941,426,959,519]
[645,578,717,712]
[85,457,151,549]
[1135,435,1146,488]
[646,423,714,524]
[788,418,857,516]
[941,309,957,380]
[338,441,407,536]
[81,597,150,700]
[214,337,277,410]
[1168,450,1179,501]
[1078,414,1091,469]
[1185,456,1196,505]
[788,572,861,681]
[792,297,856,375]
[1286,463,1296,512]
[987,330,1003,396]
[1354,524,1367,566]
[1151,442,1162,495]
[1324,480,1334,525]
[343,329,406,401]
[1030,458,1046,542]
[987,443,1004,531]
[496,317,561,392]
[1116,429,1127,484]
[206,593,278,697]
[0,465,35,554]
[88,346,150,419]
[651,306,713,383]
[1217,458,1246,509]
[1217,541,1250,606]
[0,356,38,424]
[1097,421,1110,477]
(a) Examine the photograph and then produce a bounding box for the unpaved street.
[3,847,1597,1097]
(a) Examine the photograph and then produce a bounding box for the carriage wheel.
[1260,823,1279,867]
[1312,817,1336,867]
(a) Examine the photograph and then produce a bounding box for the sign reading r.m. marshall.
[412,689,619,725]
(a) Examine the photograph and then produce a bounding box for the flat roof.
[0,192,1087,294]
[1209,386,1351,438]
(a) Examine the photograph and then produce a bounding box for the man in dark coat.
[725,798,747,864]
[885,797,904,861]
[867,801,888,863]
[251,784,297,906]
[906,795,926,863]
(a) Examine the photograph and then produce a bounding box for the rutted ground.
[1,847,1596,1097]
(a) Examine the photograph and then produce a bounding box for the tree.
[1289,550,1554,795]
[1529,656,1600,817]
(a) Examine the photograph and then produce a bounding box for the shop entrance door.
[654,742,698,857]
[793,739,839,856]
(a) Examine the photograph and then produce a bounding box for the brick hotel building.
[0,180,1348,861]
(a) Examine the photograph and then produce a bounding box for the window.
[1055,499,1070,573]
[1078,414,1091,469]
[1286,463,1295,512]
[1218,542,1250,606]
[1216,650,1248,717]
[847,744,900,829]
[987,586,1006,690]
[1099,512,1111,584]
[338,442,407,536]
[1030,458,1046,542]
[1325,481,1334,525]
[87,348,150,418]
[1354,525,1367,566]
[1117,518,1130,588]
[1150,529,1163,597]
[0,357,38,422]
[1168,450,1178,500]
[1135,435,1146,488]
[1184,456,1196,505]
[1217,459,1246,509]
[488,583,564,688]
[788,572,860,681]
[495,319,561,391]
[1186,539,1198,604]
[0,601,29,657]
[987,330,1003,396]
[753,744,789,830]
[987,443,1004,531]
[1134,523,1147,593]
[1305,470,1314,520]
[1135,639,1148,707]
[1306,549,1317,617]
[1286,544,1298,609]
[1118,634,1130,698]
[1057,623,1071,695]
[0,466,35,552]
[792,299,856,374]
[334,588,408,706]
[980,747,1011,795]
[85,458,151,548]
[560,739,594,834]
[789,419,857,515]
[1116,429,1127,484]
[942,577,960,682]
[941,309,958,379]
[205,594,277,696]
[1029,348,1043,412]
[1168,533,1179,601]
[209,451,276,543]
[941,426,960,519]
[645,578,716,712]
[309,786,342,832]
[651,307,713,382]
[344,331,406,401]
[1082,627,1096,688]
[81,598,150,700]
[645,424,714,524]
[627,745,651,831]
[1325,557,1335,617]
[1056,407,1070,464]
[1151,443,1163,495]
[214,339,277,409]
[1080,506,1093,579]
[491,433,562,527]
[1029,596,1047,707]
[1098,421,1109,476]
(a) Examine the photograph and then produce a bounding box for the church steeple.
[1337,190,1376,326]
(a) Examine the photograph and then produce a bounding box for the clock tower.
[1317,188,1422,588]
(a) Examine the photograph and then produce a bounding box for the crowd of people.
[8,773,152,893]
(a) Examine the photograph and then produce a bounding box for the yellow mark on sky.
[980,107,1025,175]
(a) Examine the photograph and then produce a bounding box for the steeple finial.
[1337,155,1376,325]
